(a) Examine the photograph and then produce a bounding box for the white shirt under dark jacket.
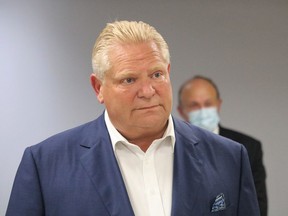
[104,111,175,216]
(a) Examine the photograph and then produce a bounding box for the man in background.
[178,75,267,216]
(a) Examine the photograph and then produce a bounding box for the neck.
[119,123,168,152]
[128,133,163,152]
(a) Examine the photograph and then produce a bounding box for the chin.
[140,116,168,127]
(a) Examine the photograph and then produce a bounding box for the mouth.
[137,105,160,110]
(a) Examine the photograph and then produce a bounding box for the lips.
[137,105,160,110]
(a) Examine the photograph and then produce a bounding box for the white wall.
[1,0,288,215]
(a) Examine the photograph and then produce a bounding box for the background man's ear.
[90,73,104,104]
[217,98,223,113]
[177,106,189,122]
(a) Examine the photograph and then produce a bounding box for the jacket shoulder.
[29,115,106,159]
[219,126,261,146]
[173,118,243,152]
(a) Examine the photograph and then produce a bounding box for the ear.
[90,73,104,104]
[217,98,222,113]
[177,105,189,122]
[167,64,171,74]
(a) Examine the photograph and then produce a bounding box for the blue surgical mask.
[188,107,220,132]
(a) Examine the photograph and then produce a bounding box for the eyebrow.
[117,64,166,75]
[115,70,137,77]
[150,64,166,71]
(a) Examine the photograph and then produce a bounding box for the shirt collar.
[213,125,220,134]
[104,110,175,152]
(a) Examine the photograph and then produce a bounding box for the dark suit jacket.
[219,125,267,216]
[219,126,267,216]
[6,115,260,215]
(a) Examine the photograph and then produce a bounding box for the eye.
[152,71,164,79]
[204,101,213,107]
[122,77,135,84]
[188,102,200,110]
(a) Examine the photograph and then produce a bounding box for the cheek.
[102,87,120,106]
[109,88,136,105]
[159,83,172,97]
[157,84,173,107]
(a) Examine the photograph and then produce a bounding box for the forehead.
[108,42,166,71]
[182,79,218,99]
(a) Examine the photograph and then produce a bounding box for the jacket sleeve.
[6,147,44,216]
[238,145,261,216]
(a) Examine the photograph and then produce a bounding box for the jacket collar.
[79,114,134,216]
[171,118,204,215]
[79,115,205,216]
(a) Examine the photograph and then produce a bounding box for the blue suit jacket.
[6,115,260,215]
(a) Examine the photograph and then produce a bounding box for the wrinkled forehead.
[108,42,167,69]
[109,40,163,58]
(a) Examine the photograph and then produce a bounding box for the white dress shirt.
[104,111,175,216]
[213,125,220,134]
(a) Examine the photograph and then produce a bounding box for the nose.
[137,80,156,99]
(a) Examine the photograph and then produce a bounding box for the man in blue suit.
[6,20,260,215]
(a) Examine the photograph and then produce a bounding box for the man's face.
[91,41,172,139]
[178,79,222,121]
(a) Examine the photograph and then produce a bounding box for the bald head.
[178,76,222,121]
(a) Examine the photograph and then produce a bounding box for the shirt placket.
[142,150,165,216]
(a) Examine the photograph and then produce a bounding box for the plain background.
[1,0,288,215]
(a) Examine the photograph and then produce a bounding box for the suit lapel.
[171,119,204,216]
[78,116,206,215]
[79,115,134,216]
